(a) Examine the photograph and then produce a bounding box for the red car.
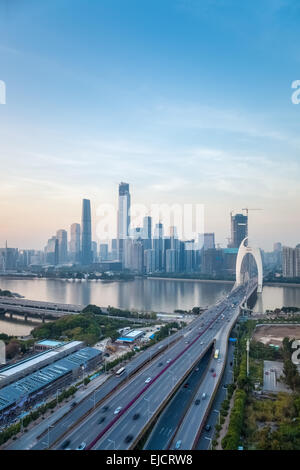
[212,372,216,378]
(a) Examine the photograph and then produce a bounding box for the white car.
[76,442,86,450]
[175,440,182,449]
[166,359,171,364]
[145,377,152,384]
[114,406,122,415]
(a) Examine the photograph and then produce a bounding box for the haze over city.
[1,0,300,250]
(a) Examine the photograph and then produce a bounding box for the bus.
[214,349,219,359]
[115,367,126,377]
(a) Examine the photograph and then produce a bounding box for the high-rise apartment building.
[282,246,296,278]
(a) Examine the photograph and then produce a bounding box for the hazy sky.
[0,0,300,250]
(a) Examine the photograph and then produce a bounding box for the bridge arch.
[236,237,263,293]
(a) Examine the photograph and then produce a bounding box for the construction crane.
[241,208,263,241]
[242,208,262,217]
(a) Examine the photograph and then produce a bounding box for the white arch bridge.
[234,237,263,294]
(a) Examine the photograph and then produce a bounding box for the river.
[0,278,300,336]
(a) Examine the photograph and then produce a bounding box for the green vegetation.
[0,334,34,360]
[221,318,300,450]
[0,289,14,297]
[31,312,133,345]
[106,306,156,320]
[81,304,157,320]
[222,389,247,450]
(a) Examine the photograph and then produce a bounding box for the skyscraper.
[230,213,248,248]
[92,241,98,262]
[117,182,131,263]
[282,246,295,278]
[198,233,215,250]
[81,199,93,265]
[153,222,164,271]
[69,223,81,262]
[56,229,68,263]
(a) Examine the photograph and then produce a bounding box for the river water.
[0,278,300,336]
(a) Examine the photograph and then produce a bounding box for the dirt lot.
[253,324,300,346]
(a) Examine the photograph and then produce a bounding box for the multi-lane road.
[6,280,256,451]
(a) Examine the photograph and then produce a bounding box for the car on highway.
[70,401,77,408]
[210,368,215,373]
[158,362,163,367]
[102,405,109,412]
[145,377,152,383]
[175,440,182,449]
[202,392,207,399]
[212,372,216,377]
[124,435,133,444]
[76,442,86,450]
[166,359,171,364]
[133,413,140,420]
[114,406,122,415]
[98,416,106,424]
[195,399,201,405]
[205,424,211,432]
[61,439,71,450]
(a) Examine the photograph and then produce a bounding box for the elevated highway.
[38,280,257,451]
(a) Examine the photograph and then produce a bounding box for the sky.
[0,0,300,250]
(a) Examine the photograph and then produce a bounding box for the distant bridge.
[0,298,160,324]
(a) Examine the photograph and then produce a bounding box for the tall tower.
[117,182,131,263]
[70,223,81,262]
[81,199,93,265]
[142,216,152,250]
[154,222,164,271]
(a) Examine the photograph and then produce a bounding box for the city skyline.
[1,1,300,250]
[0,186,294,252]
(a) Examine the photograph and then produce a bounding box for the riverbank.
[264,281,300,288]
[147,276,234,284]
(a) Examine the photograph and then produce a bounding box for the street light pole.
[108,439,116,450]
[246,339,250,376]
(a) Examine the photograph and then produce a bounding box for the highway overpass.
[8,279,256,450]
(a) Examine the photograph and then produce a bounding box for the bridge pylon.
[235,237,263,293]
